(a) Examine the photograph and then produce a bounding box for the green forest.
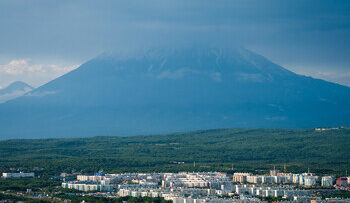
[0,128,349,176]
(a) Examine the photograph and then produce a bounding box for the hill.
[0,81,33,103]
[0,47,349,139]
[0,128,349,175]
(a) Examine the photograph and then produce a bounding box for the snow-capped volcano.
[0,47,349,139]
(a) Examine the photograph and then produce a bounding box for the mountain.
[0,47,349,139]
[0,81,33,104]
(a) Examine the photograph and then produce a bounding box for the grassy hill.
[0,128,349,176]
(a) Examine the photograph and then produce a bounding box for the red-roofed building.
[336,177,348,186]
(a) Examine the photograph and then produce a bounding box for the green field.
[0,128,349,176]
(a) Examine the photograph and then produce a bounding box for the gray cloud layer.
[0,0,349,86]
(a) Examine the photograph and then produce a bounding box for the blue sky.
[0,0,349,87]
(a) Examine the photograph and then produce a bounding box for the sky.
[0,0,349,88]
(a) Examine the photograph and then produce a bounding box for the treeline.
[0,128,349,176]
[0,193,50,203]
[0,178,61,192]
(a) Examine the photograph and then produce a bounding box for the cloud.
[312,72,350,78]
[1,59,29,75]
[26,90,56,97]
[9,59,28,66]
[1,0,350,74]
[156,68,198,79]
[311,72,350,87]
[0,88,32,103]
[0,59,79,88]
[236,73,265,82]
[294,70,350,87]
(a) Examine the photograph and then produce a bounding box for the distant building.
[336,178,348,186]
[62,181,113,192]
[304,176,317,187]
[77,174,105,182]
[261,176,275,184]
[2,172,34,178]
[270,169,280,176]
[321,176,335,187]
[292,173,317,186]
[246,176,262,184]
[60,173,68,177]
[232,173,251,183]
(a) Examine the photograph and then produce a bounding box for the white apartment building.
[304,176,317,187]
[62,181,113,192]
[77,174,105,182]
[2,172,34,178]
[246,176,262,184]
[291,173,318,186]
[321,176,335,187]
[162,172,232,188]
[234,185,310,198]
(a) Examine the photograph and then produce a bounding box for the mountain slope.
[0,81,33,104]
[0,47,349,139]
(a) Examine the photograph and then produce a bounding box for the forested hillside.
[0,128,349,176]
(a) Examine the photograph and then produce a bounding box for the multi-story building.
[261,176,275,184]
[232,173,251,183]
[291,173,318,186]
[321,176,335,187]
[2,172,34,178]
[234,184,310,198]
[61,181,113,192]
[77,173,105,182]
[246,176,262,184]
[304,176,317,187]
[245,175,291,185]
[162,172,232,189]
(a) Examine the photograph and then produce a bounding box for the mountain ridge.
[0,81,33,104]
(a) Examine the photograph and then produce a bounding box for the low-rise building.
[336,177,348,186]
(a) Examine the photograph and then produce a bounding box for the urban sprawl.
[2,169,350,203]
